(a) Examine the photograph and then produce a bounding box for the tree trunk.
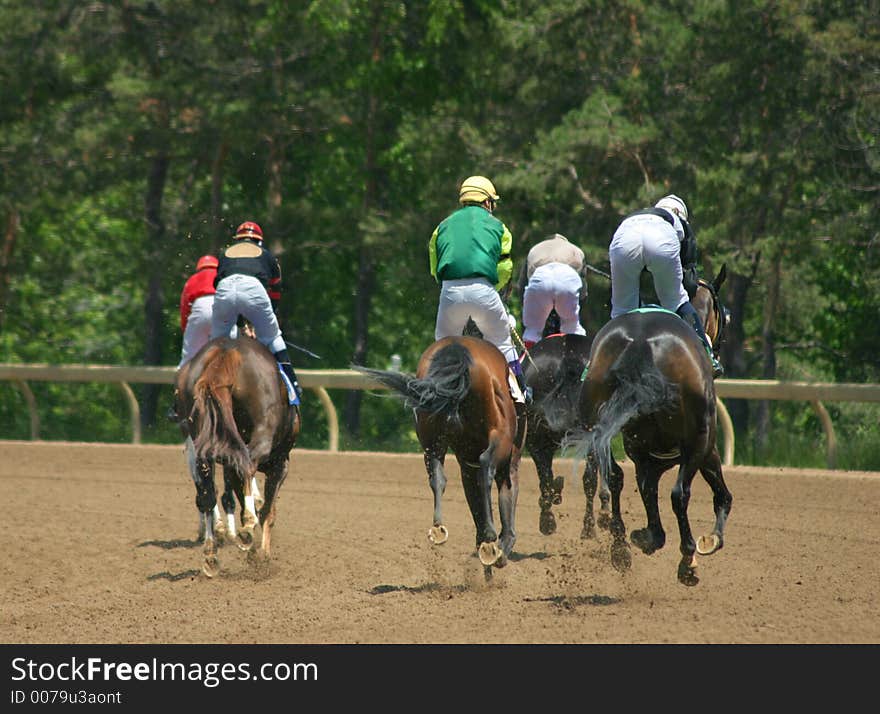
[720,268,753,439]
[755,251,781,450]
[343,7,382,437]
[141,152,170,430]
[0,209,19,330]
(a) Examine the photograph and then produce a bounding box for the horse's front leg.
[696,447,733,556]
[581,451,611,539]
[424,444,449,545]
[193,457,220,578]
[218,467,238,542]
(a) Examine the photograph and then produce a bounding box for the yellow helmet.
[459,176,500,205]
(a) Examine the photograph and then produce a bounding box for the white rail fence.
[1,363,879,467]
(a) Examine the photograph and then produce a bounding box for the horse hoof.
[236,528,254,551]
[214,519,228,544]
[202,555,220,578]
[478,541,502,567]
[597,510,612,531]
[580,522,595,540]
[539,510,557,536]
[610,540,632,572]
[631,528,662,554]
[678,556,699,586]
[696,533,722,555]
[427,525,449,545]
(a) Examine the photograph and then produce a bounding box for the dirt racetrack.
[1,440,878,645]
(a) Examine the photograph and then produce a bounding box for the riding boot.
[508,359,533,404]
[272,349,303,402]
[676,302,724,378]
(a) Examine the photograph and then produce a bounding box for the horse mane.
[191,345,253,475]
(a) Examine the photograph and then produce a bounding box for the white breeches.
[178,295,215,368]
[609,216,689,319]
[435,277,518,363]
[211,274,286,355]
[522,263,587,344]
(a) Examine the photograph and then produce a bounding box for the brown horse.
[567,265,730,586]
[356,335,525,575]
[174,336,300,577]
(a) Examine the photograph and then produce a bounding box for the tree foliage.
[0,0,877,462]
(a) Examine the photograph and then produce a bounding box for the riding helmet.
[234,221,264,241]
[459,176,500,205]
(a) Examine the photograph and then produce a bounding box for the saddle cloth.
[277,366,300,406]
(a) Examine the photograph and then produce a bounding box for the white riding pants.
[609,214,689,318]
[211,274,286,355]
[178,295,215,368]
[435,277,518,363]
[522,263,587,344]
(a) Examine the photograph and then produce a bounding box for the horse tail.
[354,343,472,423]
[191,345,254,475]
[566,338,678,477]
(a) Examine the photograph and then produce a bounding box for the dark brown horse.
[174,336,300,577]
[521,333,610,538]
[356,335,525,575]
[567,264,730,585]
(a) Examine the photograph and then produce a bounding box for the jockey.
[428,175,532,403]
[210,221,302,402]
[521,233,588,350]
[609,194,723,377]
[177,254,218,369]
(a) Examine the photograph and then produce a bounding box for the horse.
[522,331,611,538]
[174,335,301,577]
[567,264,731,586]
[355,335,526,576]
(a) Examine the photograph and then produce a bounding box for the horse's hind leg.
[193,457,220,577]
[424,441,449,545]
[254,456,289,562]
[459,450,500,568]
[630,456,667,555]
[671,456,702,586]
[606,459,631,572]
[696,447,732,556]
[495,456,521,566]
[218,469,237,541]
[531,440,559,536]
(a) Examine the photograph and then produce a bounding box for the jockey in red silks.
[210,221,302,402]
[177,254,218,368]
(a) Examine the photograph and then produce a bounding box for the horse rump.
[568,338,678,478]
[191,344,254,476]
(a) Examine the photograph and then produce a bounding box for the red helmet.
[234,221,263,241]
[196,255,219,271]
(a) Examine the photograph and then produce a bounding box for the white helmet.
[655,194,688,222]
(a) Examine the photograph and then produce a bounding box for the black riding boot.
[676,302,724,378]
[272,349,303,401]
